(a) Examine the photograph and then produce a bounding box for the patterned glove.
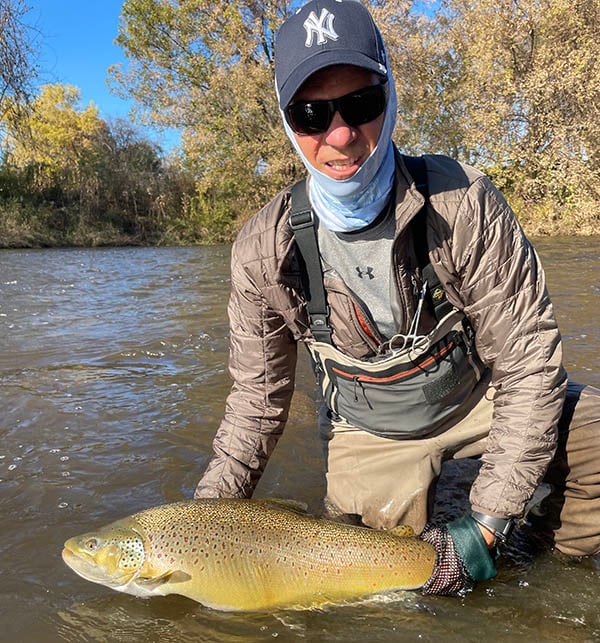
[420,515,497,596]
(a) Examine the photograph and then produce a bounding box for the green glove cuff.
[447,515,497,581]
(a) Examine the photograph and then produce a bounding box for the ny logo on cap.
[303,8,339,47]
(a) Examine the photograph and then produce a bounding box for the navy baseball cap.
[275,0,388,109]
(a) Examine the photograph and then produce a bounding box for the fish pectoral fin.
[136,569,192,590]
[388,525,416,538]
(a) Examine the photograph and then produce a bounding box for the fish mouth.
[62,546,134,588]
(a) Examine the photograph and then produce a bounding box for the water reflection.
[0,240,598,641]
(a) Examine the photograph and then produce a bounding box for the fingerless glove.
[420,515,497,596]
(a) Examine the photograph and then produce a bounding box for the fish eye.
[85,538,99,552]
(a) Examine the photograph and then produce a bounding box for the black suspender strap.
[402,155,454,321]
[403,155,429,271]
[289,180,333,344]
[289,159,453,345]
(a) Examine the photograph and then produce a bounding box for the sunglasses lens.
[341,85,387,127]
[285,83,387,135]
[285,102,330,135]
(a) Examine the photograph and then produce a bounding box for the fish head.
[62,522,146,590]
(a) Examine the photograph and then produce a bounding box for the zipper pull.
[410,272,421,295]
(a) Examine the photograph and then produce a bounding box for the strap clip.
[471,511,515,544]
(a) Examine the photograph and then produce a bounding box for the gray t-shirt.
[317,204,399,339]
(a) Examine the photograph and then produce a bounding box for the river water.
[0,238,598,642]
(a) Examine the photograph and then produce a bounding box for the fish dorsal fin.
[388,525,416,538]
[257,499,310,515]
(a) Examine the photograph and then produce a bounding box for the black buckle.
[309,309,332,342]
[289,208,313,230]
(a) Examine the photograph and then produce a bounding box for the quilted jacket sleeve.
[440,174,567,518]
[194,236,298,499]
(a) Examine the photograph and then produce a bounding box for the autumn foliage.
[1,0,599,246]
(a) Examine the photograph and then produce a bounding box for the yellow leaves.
[109,0,600,233]
[439,0,600,226]
[5,83,105,183]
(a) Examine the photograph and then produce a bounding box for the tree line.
[1,0,599,248]
[0,83,207,246]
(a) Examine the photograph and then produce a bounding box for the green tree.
[110,0,303,228]
[95,117,196,242]
[111,0,600,236]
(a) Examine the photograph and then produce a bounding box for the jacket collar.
[274,148,425,280]
[391,148,427,236]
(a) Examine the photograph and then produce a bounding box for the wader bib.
[290,155,485,439]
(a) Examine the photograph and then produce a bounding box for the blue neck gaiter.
[281,69,398,232]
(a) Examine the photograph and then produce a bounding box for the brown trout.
[62,498,435,611]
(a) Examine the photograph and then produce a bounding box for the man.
[195,0,600,595]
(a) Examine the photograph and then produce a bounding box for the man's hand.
[419,515,497,596]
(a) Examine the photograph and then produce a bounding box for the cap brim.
[278,50,387,108]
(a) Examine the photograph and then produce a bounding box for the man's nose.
[323,111,357,146]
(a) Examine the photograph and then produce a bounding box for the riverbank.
[0,197,597,249]
[0,199,199,248]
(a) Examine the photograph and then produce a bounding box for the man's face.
[290,65,385,180]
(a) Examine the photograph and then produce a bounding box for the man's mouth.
[327,158,359,170]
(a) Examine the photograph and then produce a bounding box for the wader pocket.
[309,325,482,439]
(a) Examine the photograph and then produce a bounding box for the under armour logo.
[303,9,339,47]
[356,266,375,279]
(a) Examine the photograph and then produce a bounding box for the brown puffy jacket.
[194,151,567,519]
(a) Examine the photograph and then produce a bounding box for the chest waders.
[290,155,485,439]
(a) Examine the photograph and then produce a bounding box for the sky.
[23,0,438,152]
[25,0,180,150]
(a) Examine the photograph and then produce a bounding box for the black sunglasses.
[284,83,388,135]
